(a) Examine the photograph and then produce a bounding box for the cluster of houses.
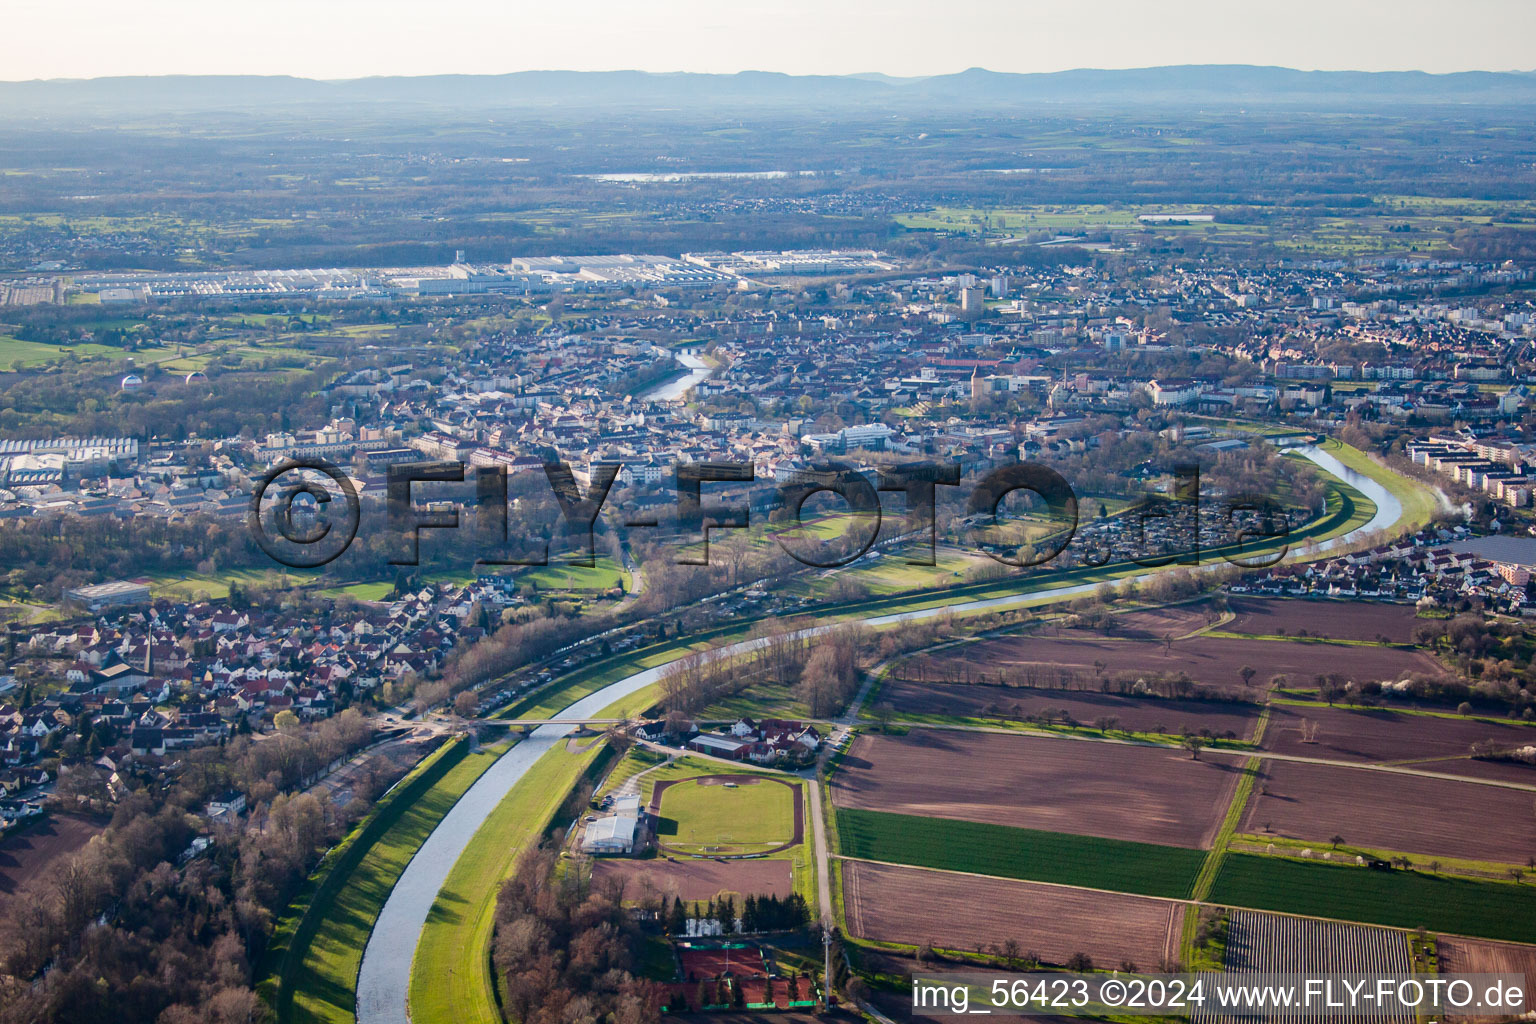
[1236,525,1536,614]
[0,578,525,810]
[675,718,823,766]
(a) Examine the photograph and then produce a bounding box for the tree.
[1181,734,1205,760]
[872,702,895,733]
[453,690,479,718]
[1239,665,1257,688]
[668,896,687,934]
[273,709,300,733]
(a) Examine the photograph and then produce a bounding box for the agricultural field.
[833,729,1242,849]
[591,857,794,903]
[0,813,105,895]
[1223,597,1422,643]
[1222,909,1412,973]
[836,808,1206,899]
[877,678,1261,739]
[895,630,1444,694]
[1437,935,1536,985]
[652,774,802,856]
[1214,911,1414,1024]
[1209,854,1536,944]
[1058,603,1216,638]
[1238,759,1536,864]
[1263,703,1536,778]
[841,860,1183,969]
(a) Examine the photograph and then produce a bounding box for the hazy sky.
[6,0,1534,81]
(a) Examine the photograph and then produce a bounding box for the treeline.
[657,620,869,719]
[492,846,664,1024]
[661,892,811,935]
[0,513,268,601]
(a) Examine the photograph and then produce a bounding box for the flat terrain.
[1223,908,1412,974]
[1060,604,1214,639]
[899,632,1443,693]
[842,860,1182,969]
[1239,759,1536,863]
[0,813,105,895]
[592,856,793,902]
[1437,935,1536,980]
[1264,704,1536,778]
[1218,911,1415,1024]
[881,678,1260,739]
[834,729,1241,848]
[837,808,1206,898]
[1225,597,1422,643]
[1210,854,1536,944]
[654,775,800,855]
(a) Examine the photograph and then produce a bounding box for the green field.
[522,555,626,592]
[262,738,502,1024]
[657,775,797,854]
[836,808,1205,900]
[315,581,395,602]
[1210,853,1536,944]
[408,742,610,1024]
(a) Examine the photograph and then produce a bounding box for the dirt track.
[649,774,805,854]
[833,729,1241,849]
[842,860,1181,969]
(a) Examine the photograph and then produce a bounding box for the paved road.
[354,444,1408,1023]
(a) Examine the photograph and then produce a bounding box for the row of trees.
[661,892,811,935]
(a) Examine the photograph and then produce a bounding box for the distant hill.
[4,65,1536,116]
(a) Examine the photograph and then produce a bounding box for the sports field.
[654,775,799,855]
[836,807,1206,900]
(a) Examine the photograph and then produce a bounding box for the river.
[354,444,1404,1023]
[639,352,713,402]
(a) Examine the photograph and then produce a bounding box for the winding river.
[638,352,713,402]
[355,444,1404,1023]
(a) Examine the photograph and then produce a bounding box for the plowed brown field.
[1264,704,1536,776]
[1225,598,1422,643]
[833,729,1241,848]
[842,860,1181,969]
[0,813,105,895]
[900,633,1443,694]
[1239,759,1536,863]
[882,678,1260,739]
[591,856,793,902]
